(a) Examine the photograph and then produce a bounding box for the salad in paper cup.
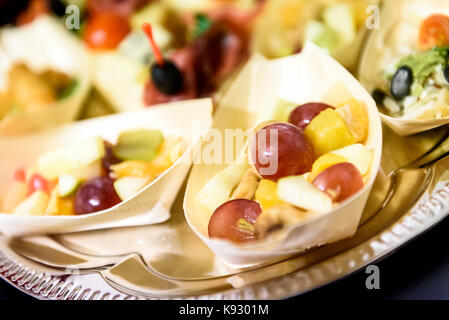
[0,98,212,236]
[184,43,382,267]
[359,0,449,136]
[0,16,90,135]
[251,0,378,71]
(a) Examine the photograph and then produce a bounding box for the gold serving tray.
[1,123,449,300]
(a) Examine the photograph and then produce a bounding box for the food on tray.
[251,0,375,68]
[1,129,185,216]
[84,0,261,110]
[0,64,77,117]
[84,11,132,50]
[197,98,373,243]
[370,14,449,120]
[0,15,90,134]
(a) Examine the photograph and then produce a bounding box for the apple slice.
[37,136,105,180]
[57,173,80,197]
[277,175,333,213]
[196,162,248,213]
[2,182,27,212]
[70,161,103,181]
[113,176,150,201]
[331,144,373,176]
[323,3,356,46]
[13,190,49,216]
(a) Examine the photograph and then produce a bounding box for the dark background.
[2,216,449,300]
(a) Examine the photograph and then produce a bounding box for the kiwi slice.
[113,129,164,162]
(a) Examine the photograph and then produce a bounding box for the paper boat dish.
[358,0,449,136]
[184,43,382,267]
[0,98,212,236]
[0,16,90,135]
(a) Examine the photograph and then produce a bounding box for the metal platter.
[1,124,449,300]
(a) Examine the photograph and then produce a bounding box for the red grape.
[208,199,262,243]
[288,102,334,130]
[101,141,121,172]
[74,176,121,215]
[250,123,314,182]
[312,162,363,202]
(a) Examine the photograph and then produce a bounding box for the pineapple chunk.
[255,179,283,210]
[277,175,333,213]
[110,160,165,180]
[312,153,347,176]
[13,190,49,216]
[152,137,186,169]
[304,108,355,156]
[45,190,75,216]
[336,99,369,143]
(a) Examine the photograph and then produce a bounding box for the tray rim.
[0,177,448,300]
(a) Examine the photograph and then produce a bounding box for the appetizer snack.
[359,0,449,135]
[251,0,378,70]
[88,1,261,110]
[0,98,213,236]
[184,43,382,266]
[2,129,184,216]
[0,16,90,134]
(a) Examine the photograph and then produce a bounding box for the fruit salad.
[1,129,185,216]
[372,14,449,120]
[197,98,373,243]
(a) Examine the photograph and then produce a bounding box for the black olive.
[444,66,449,84]
[390,66,413,100]
[49,0,67,17]
[151,60,183,95]
[372,89,386,106]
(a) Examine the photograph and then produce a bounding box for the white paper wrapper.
[0,98,213,236]
[358,0,449,136]
[184,43,382,267]
[89,52,146,112]
[0,16,90,135]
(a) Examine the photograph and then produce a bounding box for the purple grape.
[101,141,120,172]
[74,176,121,215]
[288,102,334,130]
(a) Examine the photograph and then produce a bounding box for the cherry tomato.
[419,14,449,50]
[27,173,50,196]
[14,167,26,182]
[83,12,131,50]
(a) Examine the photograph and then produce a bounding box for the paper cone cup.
[184,43,382,267]
[0,16,90,135]
[358,0,449,136]
[0,98,213,236]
